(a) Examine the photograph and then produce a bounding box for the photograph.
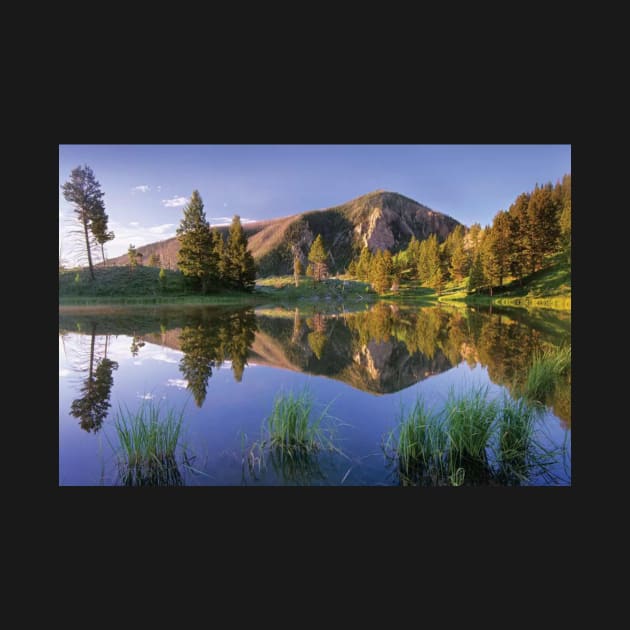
[58,144,571,486]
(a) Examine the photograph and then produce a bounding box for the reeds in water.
[113,402,185,486]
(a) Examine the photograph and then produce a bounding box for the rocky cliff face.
[106,190,462,276]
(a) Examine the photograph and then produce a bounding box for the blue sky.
[59,144,571,263]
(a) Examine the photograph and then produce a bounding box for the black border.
[47,97,579,576]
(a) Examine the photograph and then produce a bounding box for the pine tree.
[355,246,372,281]
[225,215,256,291]
[527,184,559,273]
[507,193,530,285]
[370,249,392,294]
[450,237,469,282]
[61,164,108,280]
[418,234,443,293]
[446,225,468,282]
[481,229,500,296]
[176,190,215,293]
[294,255,303,287]
[90,209,115,266]
[128,244,138,271]
[211,229,226,284]
[159,267,166,291]
[489,211,511,286]
[405,235,422,279]
[468,253,486,293]
[308,234,328,282]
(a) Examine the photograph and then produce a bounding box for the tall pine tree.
[468,253,486,294]
[308,234,329,282]
[225,215,256,291]
[176,190,215,293]
[61,165,108,280]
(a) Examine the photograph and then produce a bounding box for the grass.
[523,344,571,403]
[59,266,265,305]
[242,387,342,484]
[385,386,564,486]
[444,386,498,463]
[256,276,376,305]
[437,255,571,311]
[264,388,332,454]
[495,395,537,484]
[112,402,185,486]
[385,399,448,484]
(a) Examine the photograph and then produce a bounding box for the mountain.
[106,190,462,276]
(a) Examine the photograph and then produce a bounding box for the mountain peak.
[107,189,462,276]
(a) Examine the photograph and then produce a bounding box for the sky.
[59,144,571,264]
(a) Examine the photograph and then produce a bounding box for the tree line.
[176,190,256,292]
[346,174,571,295]
[61,167,256,293]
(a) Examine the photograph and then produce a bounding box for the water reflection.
[178,309,257,406]
[59,303,570,426]
[68,323,118,433]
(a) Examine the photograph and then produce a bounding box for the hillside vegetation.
[105,190,460,277]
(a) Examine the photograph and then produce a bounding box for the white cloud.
[59,368,70,377]
[101,221,180,259]
[162,196,189,208]
[132,185,150,193]
[223,202,228,207]
[167,378,188,389]
[208,217,256,226]
[137,392,155,400]
[157,186,162,192]
[148,223,175,235]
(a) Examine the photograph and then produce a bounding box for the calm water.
[59,303,571,486]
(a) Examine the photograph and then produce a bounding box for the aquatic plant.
[264,388,332,454]
[113,402,185,486]
[386,386,566,486]
[524,344,571,403]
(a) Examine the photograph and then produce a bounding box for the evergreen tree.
[481,228,500,296]
[418,234,443,293]
[507,193,530,285]
[90,209,115,266]
[467,223,483,257]
[370,249,392,294]
[417,238,430,283]
[468,253,486,293]
[159,267,167,291]
[527,184,559,272]
[355,246,372,281]
[489,211,511,286]
[176,191,215,293]
[443,226,465,282]
[308,234,328,282]
[450,232,469,281]
[211,229,226,284]
[294,255,303,287]
[128,244,138,271]
[61,164,107,280]
[225,215,256,291]
[405,235,422,279]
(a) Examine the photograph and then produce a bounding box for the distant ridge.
[107,190,462,276]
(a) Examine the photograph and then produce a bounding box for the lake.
[59,302,571,486]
